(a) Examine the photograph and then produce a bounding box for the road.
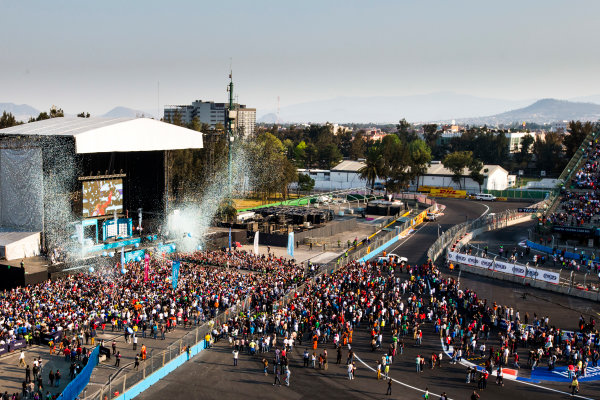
[137,198,600,400]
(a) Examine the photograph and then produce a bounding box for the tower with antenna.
[226,71,235,197]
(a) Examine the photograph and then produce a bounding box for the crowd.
[0,249,308,399]
[202,251,598,396]
[1,241,598,398]
[545,139,600,228]
[177,250,302,274]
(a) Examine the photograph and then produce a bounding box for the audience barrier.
[58,346,100,400]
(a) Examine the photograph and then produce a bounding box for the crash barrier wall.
[525,240,600,263]
[447,251,560,285]
[459,264,600,302]
[58,346,100,400]
[426,207,535,264]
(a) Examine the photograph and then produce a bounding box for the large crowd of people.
[544,138,600,228]
[0,250,308,399]
[1,243,598,399]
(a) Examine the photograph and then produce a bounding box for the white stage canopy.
[0,117,203,153]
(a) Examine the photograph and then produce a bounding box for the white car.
[377,253,408,264]
[474,193,496,201]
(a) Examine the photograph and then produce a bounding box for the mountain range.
[2,93,600,125]
[456,99,600,125]
[257,92,600,124]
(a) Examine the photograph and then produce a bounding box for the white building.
[416,163,510,191]
[506,131,545,153]
[164,100,256,137]
[295,160,370,191]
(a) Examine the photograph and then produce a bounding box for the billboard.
[82,179,123,217]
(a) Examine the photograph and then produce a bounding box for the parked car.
[474,193,496,201]
[373,182,385,190]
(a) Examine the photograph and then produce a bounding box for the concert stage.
[0,117,203,265]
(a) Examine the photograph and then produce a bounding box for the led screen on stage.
[82,179,124,217]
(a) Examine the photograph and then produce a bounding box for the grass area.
[233,194,303,210]
[514,177,541,188]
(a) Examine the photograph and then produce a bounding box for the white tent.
[0,117,204,153]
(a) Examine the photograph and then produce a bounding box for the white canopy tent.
[0,117,204,153]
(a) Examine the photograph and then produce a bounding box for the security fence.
[85,295,252,400]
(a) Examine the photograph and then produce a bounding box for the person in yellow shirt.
[205,333,211,349]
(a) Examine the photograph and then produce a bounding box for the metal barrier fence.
[427,208,532,263]
[60,346,100,400]
[86,295,252,400]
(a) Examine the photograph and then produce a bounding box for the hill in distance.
[0,102,40,121]
[101,106,155,119]
[458,99,600,125]
[258,92,533,124]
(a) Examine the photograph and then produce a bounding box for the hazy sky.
[2,0,599,116]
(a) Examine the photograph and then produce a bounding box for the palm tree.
[359,147,383,189]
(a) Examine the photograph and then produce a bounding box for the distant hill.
[0,103,39,121]
[101,106,154,119]
[257,92,532,124]
[458,99,600,125]
[257,113,278,123]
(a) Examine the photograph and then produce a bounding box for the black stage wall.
[77,151,166,217]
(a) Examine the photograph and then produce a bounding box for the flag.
[172,261,180,289]
[120,246,125,267]
[228,227,232,251]
[253,231,259,255]
[287,231,294,258]
[114,210,118,236]
[144,253,150,282]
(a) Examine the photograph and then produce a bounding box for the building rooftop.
[331,160,366,172]
[0,117,203,154]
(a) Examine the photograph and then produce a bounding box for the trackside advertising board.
[447,251,560,284]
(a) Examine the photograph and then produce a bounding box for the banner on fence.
[429,188,467,198]
[447,251,559,284]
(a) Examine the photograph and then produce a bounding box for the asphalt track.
[137,198,600,400]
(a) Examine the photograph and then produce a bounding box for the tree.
[217,199,237,222]
[297,173,315,194]
[468,158,485,192]
[422,124,440,157]
[359,146,384,189]
[349,131,367,159]
[280,158,298,199]
[396,118,418,142]
[77,112,90,118]
[0,111,22,128]
[564,121,594,159]
[293,141,307,166]
[29,106,64,122]
[380,135,412,192]
[318,143,342,169]
[304,143,318,168]
[408,139,432,190]
[443,151,473,189]
[533,132,564,174]
[515,134,534,168]
[248,132,290,202]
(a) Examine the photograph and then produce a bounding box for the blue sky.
[1,0,599,116]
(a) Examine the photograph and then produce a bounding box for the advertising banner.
[430,188,467,198]
[447,251,559,284]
